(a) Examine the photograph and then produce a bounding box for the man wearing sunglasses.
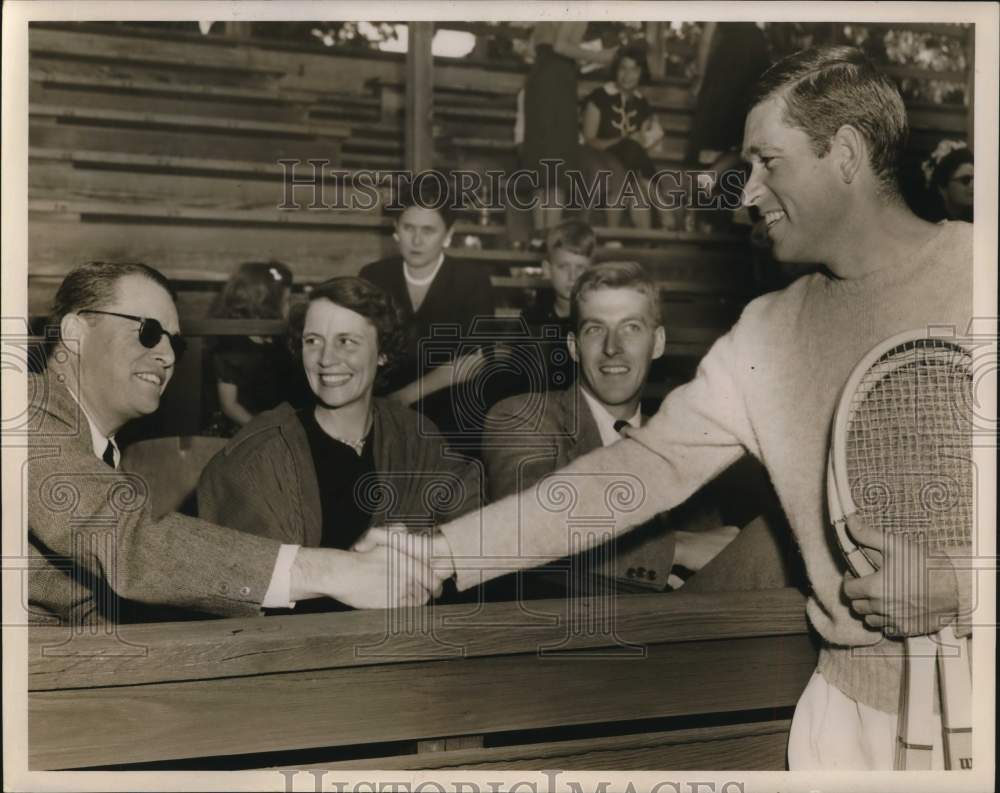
[28,261,438,626]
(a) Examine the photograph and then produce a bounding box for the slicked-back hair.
[290,276,409,388]
[48,261,176,349]
[209,260,293,320]
[570,260,662,331]
[749,45,909,197]
[546,219,597,260]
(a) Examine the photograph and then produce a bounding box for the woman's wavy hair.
[289,276,409,389]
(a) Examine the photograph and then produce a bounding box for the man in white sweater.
[363,46,976,769]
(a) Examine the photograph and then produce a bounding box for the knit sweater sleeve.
[440,324,756,591]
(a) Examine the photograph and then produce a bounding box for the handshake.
[288,526,458,610]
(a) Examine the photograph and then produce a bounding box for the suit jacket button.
[219,583,229,594]
[239,586,251,596]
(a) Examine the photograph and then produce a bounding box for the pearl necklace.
[316,409,372,456]
[329,433,367,456]
[403,256,444,287]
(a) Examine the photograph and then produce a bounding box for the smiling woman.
[198,277,482,609]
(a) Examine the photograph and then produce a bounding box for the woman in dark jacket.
[198,277,482,609]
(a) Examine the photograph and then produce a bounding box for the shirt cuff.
[262,544,300,609]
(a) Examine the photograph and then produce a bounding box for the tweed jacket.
[197,400,483,546]
[482,384,676,587]
[26,371,281,626]
[483,385,602,503]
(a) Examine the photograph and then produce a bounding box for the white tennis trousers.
[787,671,944,770]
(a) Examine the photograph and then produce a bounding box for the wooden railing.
[29,587,814,770]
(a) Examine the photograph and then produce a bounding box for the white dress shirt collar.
[65,385,119,468]
[579,387,641,447]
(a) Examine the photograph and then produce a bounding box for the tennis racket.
[828,329,974,771]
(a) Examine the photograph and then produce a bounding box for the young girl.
[580,45,668,230]
[206,261,302,435]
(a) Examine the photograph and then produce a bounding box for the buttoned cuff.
[262,544,300,609]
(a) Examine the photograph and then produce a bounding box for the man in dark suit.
[26,261,435,626]
[482,261,736,589]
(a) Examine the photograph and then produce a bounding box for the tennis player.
[361,46,976,770]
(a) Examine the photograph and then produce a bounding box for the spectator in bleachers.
[360,195,495,445]
[30,261,435,626]
[920,140,974,223]
[198,277,481,611]
[483,261,738,588]
[579,44,670,231]
[522,22,617,240]
[521,219,597,391]
[205,261,305,436]
[687,22,771,164]
[685,23,771,230]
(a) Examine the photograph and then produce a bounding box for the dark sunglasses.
[78,310,186,358]
[950,175,974,186]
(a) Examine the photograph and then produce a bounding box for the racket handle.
[938,626,973,770]
[896,635,938,770]
[826,456,878,577]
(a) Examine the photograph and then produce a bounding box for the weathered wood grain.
[30,119,344,167]
[29,589,810,690]
[29,632,814,769]
[287,719,792,771]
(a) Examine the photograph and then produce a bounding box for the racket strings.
[845,341,973,554]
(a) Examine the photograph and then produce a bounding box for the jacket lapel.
[561,384,603,461]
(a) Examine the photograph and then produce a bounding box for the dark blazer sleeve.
[29,386,280,619]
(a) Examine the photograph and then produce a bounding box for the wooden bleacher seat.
[120,435,228,519]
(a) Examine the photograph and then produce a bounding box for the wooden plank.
[30,119,344,166]
[908,104,970,134]
[29,65,328,106]
[26,217,536,280]
[882,63,967,84]
[29,81,305,125]
[29,146,325,179]
[29,199,386,228]
[28,218,390,277]
[595,225,747,246]
[29,158,339,211]
[30,103,349,139]
[494,277,743,299]
[28,589,809,690]
[29,633,816,769]
[28,198,509,240]
[417,735,485,753]
[29,26,286,76]
[291,719,792,770]
[29,53,275,91]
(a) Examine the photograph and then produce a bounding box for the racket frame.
[826,328,975,771]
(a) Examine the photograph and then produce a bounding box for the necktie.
[613,419,629,436]
[102,440,116,469]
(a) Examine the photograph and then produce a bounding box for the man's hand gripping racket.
[827,330,973,771]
